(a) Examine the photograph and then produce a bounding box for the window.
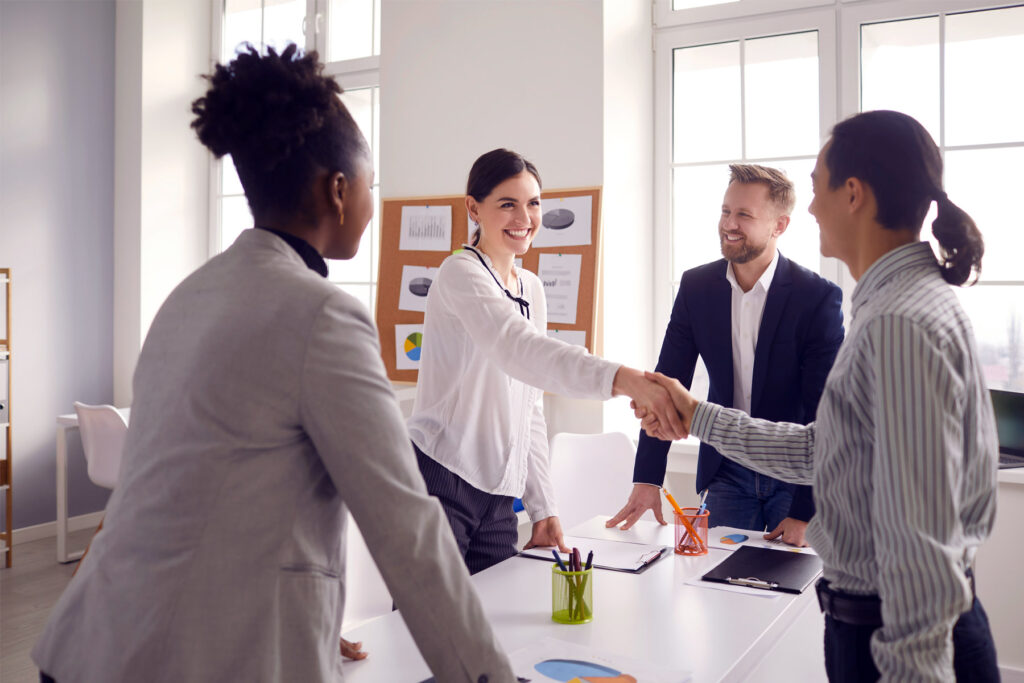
[656,0,1024,392]
[213,0,382,315]
[858,4,1024,391]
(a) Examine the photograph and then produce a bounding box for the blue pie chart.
[534,659,621,680]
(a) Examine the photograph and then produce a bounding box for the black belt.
[816,569,975,628]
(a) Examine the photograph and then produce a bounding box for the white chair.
[549,431,640,530]
[73,402,129,490]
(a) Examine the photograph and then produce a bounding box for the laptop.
[991,389,1024,470]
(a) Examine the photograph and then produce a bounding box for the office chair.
[73,402,129,490]
[549,431,638,531]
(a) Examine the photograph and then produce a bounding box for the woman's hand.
[523,516,569,553]
[636,372,698,441]
[339,637,368,660]
[612,367,687,441]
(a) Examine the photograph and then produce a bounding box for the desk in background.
[55,408,129,563]
[341,518,820,682]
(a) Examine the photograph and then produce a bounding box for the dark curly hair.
[191,43,367,219]
[826,110,983,286]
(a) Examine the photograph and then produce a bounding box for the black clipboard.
[701,545,823,594]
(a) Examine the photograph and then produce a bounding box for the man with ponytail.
[639,111,1000,681]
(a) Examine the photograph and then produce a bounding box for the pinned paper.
[547,329,586,347]
[531,195,592,248]
[398,265,438,312]
[400,205,452,251]
[394,324,425,370]
[538,253,581,324]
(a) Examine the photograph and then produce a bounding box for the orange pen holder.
[673,507,710,556]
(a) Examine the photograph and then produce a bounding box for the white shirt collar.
[725,248,780,294]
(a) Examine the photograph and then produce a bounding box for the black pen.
[551,549,568,572]
[584,550,593,570]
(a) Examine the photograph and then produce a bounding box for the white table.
[340,518,820,682]
[55,408,130,563]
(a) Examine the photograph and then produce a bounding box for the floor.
[0,529,91,683]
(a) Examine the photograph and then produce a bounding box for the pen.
[571,547,582,572]
[551,549,568,572]
[697,488,709,515]
[584,550,593,570]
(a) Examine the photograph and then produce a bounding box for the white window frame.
[655,0,837,30]
[653,7,839,338]
[207,0,380,258]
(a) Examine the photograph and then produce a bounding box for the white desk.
[55,408,129,563]
[340,518,820,682]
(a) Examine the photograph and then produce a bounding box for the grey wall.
[0,0,116,529]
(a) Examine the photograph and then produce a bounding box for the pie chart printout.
[543,208,575,230]
[404,332,423,362]
[533,658,637,682]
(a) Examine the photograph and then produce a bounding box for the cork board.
[376,187,602,382]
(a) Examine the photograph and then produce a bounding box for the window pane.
[763,157,819,274]
[262,0,306,54]
[945,6,1024,146]
[673,42,741,163]
[221,155,244,196]
[744,32,819,159]
[370,185,380,282]
[861,17,940,144]
[955,285,1024,392]
[221,195,253,252]
[943,147,1024,283]
[223,0,262,62]
[672,164,732,283]
[329,0,376,61]
[339,88,376,171]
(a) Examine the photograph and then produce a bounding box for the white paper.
[400,205,452,251]
[546,329,586,348]
[568,515,675,547]
[394,324,424,370]
[537,253,581,325]
[531,195,593,248]
[509,637,691,683]
[707,526,818,555]
[398,265,438,313]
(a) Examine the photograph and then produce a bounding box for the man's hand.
[605,483,666,530]
[613,367,687,441]
[340,637,368,660]
[640,371,699,440]
[523,516,569,552]
[764,517,809,547]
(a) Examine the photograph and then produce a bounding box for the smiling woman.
[404,149,687,576]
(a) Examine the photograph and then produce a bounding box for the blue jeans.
[705,458,795,531]
[823,597,999,682]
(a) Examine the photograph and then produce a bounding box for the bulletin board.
[376,187,602,382]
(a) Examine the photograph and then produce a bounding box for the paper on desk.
[519,535,668,573]
[568,514,675,547]
[509,636,691,683]
[707,526,818,555]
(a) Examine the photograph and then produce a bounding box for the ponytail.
[931,193,983,286]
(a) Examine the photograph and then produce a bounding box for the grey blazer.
[33,229,514,682]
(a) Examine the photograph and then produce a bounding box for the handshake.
[612,367,699,442]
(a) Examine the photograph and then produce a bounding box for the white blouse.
[407,248,620,522]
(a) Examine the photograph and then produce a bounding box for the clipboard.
[701,545,823,594]
[519,535,670,573]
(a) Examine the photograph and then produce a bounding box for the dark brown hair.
[826,110,983,285]
[466,149,542,246]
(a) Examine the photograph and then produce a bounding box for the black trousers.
[414,444,518,575]
[824,597,1000,682]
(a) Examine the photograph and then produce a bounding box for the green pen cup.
[551,564,593,624]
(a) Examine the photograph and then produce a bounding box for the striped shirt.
[691,241,998,681]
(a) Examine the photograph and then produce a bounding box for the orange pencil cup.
[551,564,593,624]
[673,507,710,556]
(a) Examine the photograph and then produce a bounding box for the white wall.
[0,0,117,529]
[382,0,655,438]
[113,0,211,406]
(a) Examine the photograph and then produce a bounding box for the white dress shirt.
[691,241,998,681]
[407,248,620,522]
[725,250,779,413]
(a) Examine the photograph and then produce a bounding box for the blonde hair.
[728,164,796,216]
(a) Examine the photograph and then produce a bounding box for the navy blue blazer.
[633,253,844,521]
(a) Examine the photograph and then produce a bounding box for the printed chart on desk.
[510,637,690,683]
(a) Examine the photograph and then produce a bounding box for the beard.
[719,233,767,264]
